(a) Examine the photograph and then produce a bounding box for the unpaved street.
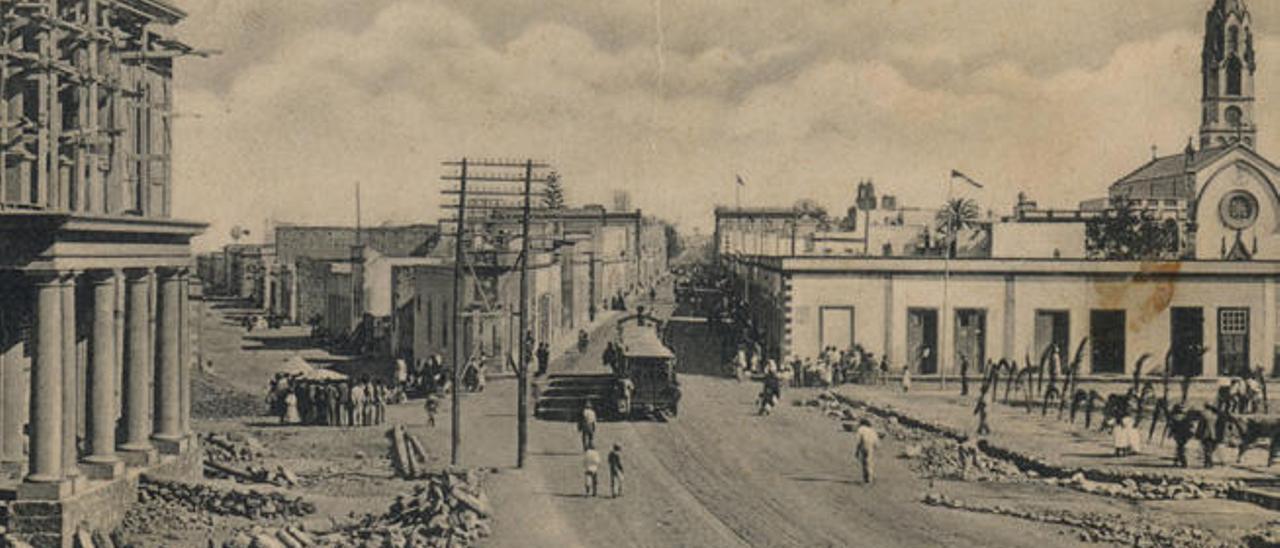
[174,289,1275,548]
[474,294,1096,548]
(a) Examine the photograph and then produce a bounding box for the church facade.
[720,0,1280,381]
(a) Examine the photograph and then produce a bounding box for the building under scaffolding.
[0,1,205,546]
[1,0,190,214]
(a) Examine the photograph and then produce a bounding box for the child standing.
[424,395,439,428]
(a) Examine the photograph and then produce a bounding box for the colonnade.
[13,267,192,499]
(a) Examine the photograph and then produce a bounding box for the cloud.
[168,0,1280,250]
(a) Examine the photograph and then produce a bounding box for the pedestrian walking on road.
[583,444,601,497]
[901,366,912,394]
[608,444,625,498]
[579,402,598,451]
[854,418,879,485]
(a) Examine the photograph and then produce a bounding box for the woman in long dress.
[283,391,301,425]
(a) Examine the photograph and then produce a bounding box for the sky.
[169,0,1280,250]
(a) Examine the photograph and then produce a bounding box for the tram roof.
[621,324,675,359]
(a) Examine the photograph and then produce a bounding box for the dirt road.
[188,291,1268,547]
[470,293,1092,548]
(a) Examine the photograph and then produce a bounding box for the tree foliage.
[1085,197,1181,260]
[934,198,981,258]
[543,171,565,210]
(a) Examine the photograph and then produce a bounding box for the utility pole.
[440,158,551,469]
[517,159,533,468]
[450,160,468,466]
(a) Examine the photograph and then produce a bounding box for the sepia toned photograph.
[0,0,1278,546]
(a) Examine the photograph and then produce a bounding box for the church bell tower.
[1201,0,1257,149]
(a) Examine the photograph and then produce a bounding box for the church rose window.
[1219,190,1259,230]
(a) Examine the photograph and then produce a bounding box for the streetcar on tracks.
[612,313,682,419]
[534,311,681,421]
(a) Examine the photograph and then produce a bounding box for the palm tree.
[935,198,980,258]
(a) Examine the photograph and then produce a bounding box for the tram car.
[613,314,682,419]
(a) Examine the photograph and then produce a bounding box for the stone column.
[151,268,185,454]
[0,337,24,469]
[83,270,124,479]
[120,268,155,465]
[178,271,191,438]
[21,272,70,499]
[59,273,80,482]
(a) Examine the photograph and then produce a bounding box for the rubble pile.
[922,492,1231,547]
[1042,473,1241,501]
[221,526,320,548]
[194,372,268,419]
[907,439,1027,482]
[332,469,493,547]
[121,495,215,537]
[203,432,270,463]
[807,392,1250,504]
[1240,522,1280,547]
[201,432,303,487]
[139,476,316,520]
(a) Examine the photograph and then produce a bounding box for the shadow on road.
[786,475,859,485]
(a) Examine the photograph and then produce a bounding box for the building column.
[59,273,80,483]
[120,268,155,465]
[178,271,192,439]
[83,270,124,479]
[21,272,71,499]
[0,332,24,470]
[151,268,185,454]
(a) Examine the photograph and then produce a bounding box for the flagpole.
[941,174,952,393]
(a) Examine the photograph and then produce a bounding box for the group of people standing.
[268,373,399,427]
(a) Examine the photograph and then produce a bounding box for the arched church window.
[1230,26,1240,52]
[1227,56,1243,95]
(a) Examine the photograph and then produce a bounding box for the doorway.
[1170,308,1204,377]
[1217,308,1250,377]
[954,309,986,372]
[1090,310,1126,374]
[907,308,938,374]
[1034,310,1069,368]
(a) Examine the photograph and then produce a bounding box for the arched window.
[1230,26,1240,51]
[1227,56,1243,95]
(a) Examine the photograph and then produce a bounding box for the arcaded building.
[722,0,1280,381]
[0,1,203,545]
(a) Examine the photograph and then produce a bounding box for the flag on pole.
[736,174,747,187]
[950,169,984,189]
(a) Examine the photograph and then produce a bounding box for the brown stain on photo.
[1093,261,1181,332]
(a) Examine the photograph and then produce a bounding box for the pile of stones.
[922,492,1231,547]
[202,432,270,463]
[810,392,1252,505]
[907,439,1027,482]
[332,469,493,547]
[1042,472,1242,501]
[221,526,320,548]
[1240,522,1280,547]
[139,476,316,520]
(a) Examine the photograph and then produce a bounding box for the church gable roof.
[1110,146,1231,193]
